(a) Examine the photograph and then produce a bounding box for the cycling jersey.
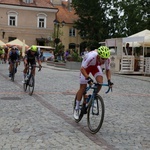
[25,50,40,65]
[80,50,110,84]
[9,50,20,61]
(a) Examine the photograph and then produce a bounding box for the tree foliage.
[110,0,150,36]
[72,0,112,49]
[72,0,150,48]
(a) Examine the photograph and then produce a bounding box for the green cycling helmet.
[97,46,110,58]
[30,45,37,52]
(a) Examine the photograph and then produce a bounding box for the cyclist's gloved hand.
[108,79,113,86]
[86,77,93,84]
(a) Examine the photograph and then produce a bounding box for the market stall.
[122,29,150,75]
[121,36,145,74]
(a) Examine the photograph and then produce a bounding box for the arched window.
[7,11,18,26]
[37,13,47,28]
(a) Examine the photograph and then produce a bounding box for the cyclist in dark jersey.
[23,45,42,82]
[8,47,20,77]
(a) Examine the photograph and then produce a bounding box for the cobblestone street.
[0,62,150,150]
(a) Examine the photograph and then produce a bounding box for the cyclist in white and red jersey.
[74,46,113,119]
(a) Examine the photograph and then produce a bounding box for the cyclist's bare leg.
[76,84,87,100]
[75,84,87,109]
[23,65,28,74]
[31,67,36,76]
[9,63,13,73]
[23,64,28,81]
[16,61,18,68]
[95,75,103,93]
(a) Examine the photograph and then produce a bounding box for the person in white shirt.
[74,46,113,119]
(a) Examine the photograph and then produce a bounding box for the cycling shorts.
[9,59,19,64]
[27,59,36,65]
[80,65,103,84]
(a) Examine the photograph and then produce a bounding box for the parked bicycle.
[23,65,41,95]
[73,82,112,134]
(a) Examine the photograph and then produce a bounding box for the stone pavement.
[0,62,149,150]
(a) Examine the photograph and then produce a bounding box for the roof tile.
[0,0,54,8]
[56,5,78,24]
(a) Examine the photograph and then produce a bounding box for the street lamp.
[53,19,65,56]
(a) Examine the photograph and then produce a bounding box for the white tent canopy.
[6,39,28,47]
[6,39,29,57]
[123,29,150,47]
[0,40,6,46]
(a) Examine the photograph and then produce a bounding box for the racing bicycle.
[73,82,112,134]
[23,65,41,96]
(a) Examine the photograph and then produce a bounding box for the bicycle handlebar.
[86,82,113,94]
[26,65,42,71]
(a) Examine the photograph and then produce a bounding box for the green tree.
[72,0,150,42]
[105,0,150,36]
[72,0,111,48]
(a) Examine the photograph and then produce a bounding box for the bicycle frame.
[26,65,41,76]
[73,82,112,133]
[25,65,39,80]
[85,83,111,107]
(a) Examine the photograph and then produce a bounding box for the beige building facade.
[54,0,84,52]
[0,1,57,46]
[0,0,84,53]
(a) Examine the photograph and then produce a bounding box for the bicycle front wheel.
[87,94,105,134]
[28,75,35,96]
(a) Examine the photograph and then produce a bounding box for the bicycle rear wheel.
[73,95,84,123]
[87,94,105,134]
[28,75,35,96]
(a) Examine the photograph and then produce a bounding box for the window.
[37,13,47,28]
[9,16,16,26]
[69,28,76,37]
[23,0,33,3]
[7,11,18,26]
[38,18,45,28]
